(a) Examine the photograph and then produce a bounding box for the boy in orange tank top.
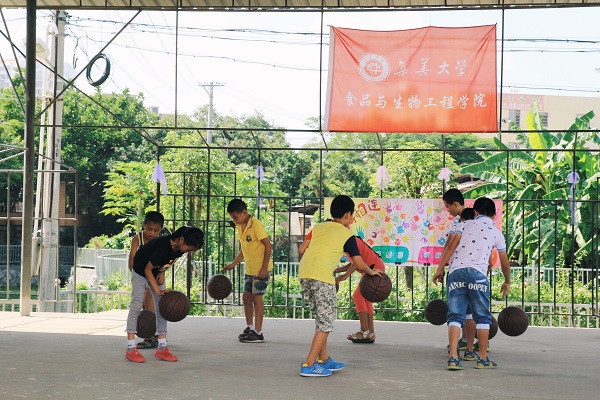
[335,236,386,344]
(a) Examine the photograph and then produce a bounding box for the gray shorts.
[126,272,167,335]
[300,278,336,333]
[244,273,270,295]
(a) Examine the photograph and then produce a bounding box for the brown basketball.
[136,309,156,339]
[158,290,190,322]
[476,316,499,340]
[489,315,499,339]
[358,273,392,303]
[498,306,529,336]
[424,298,448,325]
[207,274,233,300]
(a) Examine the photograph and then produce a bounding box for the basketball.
[136,309,156,339]
[498,306,529,336]
[358,273,392,303]
[489,315,499,339]
[476,316,498,340]
[207,274,233,300]
[424,298,448,325]
[158,290,191,322]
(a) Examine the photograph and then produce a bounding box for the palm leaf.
[461,183,507,199]
[542,188,569,201]
[508,151,538,167]
[460,152,507,175]
[513,183,541,200]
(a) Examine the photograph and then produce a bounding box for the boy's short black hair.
[442,188,464,206]
[330,195,355,219]
[170,226,204,249]
[460,207,475,221]
[227,198,247,214]
[473,197,496,217]
[144,211,164,226]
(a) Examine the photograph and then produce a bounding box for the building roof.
[2,0,600,11]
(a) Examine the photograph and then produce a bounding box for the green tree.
[193,105,289,169]
[61,88,160,240]
[0,73,32,219]
[267,149,312,201]
[158,129,290,261]
[370,141,459,198]
[0,72,27,125]
[158,129,234,258]
[380,133,493,165]
[296,129,487,199]
[298,132,379,198]
[101,161,156,232]
[189,106,310,202]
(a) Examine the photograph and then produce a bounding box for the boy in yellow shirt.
[222,199,273,343]
[298,195,382,377]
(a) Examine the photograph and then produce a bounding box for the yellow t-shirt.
[299,221,352,284]
[238,216,274,276]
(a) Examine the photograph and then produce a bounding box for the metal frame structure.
[0,2,598,325]
[3,0,600,10]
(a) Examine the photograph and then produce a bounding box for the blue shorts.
[446,268,491,330]
[243,274,270,295]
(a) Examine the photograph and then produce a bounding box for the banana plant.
[459,103,599,270]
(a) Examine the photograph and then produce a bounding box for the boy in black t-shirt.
[125,226,203,363]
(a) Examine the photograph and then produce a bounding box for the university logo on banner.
[324,25,497,133]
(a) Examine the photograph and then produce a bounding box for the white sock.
[254,330,262,335]
[127,340,135,350]
[158,338,167,349]
[248,325,254,330]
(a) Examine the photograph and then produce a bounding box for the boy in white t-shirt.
[433,197,510,370]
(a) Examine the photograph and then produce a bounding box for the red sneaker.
[125,348,145,363]
[155,347,178,362]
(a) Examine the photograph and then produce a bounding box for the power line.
[47,12,600,124]
[67,16,600,47]
[92,40,322,71]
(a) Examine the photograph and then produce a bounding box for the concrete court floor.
[0,310,598,400]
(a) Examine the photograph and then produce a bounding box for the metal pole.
[174,10,178,127]
[39,10,66,311]
[199,82,224,145]
[20,0,36,316]
[207,84,213,145]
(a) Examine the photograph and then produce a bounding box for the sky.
[1,6,600,147]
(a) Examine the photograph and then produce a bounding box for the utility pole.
[198,82,224,145]
[37,10,67,312]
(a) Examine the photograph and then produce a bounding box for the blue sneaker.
[317,357,345,372]
[300,363,332,377]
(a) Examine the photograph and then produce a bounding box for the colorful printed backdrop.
[324,198,503,267]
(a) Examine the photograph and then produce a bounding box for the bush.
[264,274,305,318]
[85,230,132,249]
[73,259,599,328]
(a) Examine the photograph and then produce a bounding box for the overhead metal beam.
[1,0,600,10]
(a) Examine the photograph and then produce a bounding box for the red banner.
[325,25,497,133]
